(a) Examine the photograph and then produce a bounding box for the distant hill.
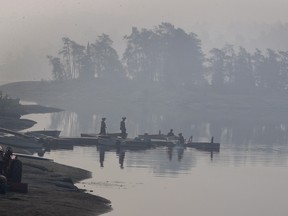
[1,80,288,122]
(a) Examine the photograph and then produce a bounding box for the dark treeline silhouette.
[47,22,288,93]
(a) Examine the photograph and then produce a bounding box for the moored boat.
[186,142,220,152]
[120,138,153,148]
[81,132,127,138]
[0,136,42,149]
[25,130,61,138]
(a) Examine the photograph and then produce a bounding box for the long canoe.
[81,132,127,138]
[0,136,42,149]
[186,142,220,152]
[25,130,61,138]
[138,134,179,141]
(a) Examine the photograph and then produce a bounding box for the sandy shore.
[0,157,112,216]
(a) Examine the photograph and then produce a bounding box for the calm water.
[22,112,288,216]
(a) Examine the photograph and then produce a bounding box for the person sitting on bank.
[100,117,107,135]
[0,146,4,175]
[120,117,127,138]
[167,129,175,136]
[178,133,185,144]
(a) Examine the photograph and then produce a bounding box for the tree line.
[47,22,288,92]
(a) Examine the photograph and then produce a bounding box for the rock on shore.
[0,158,112,216]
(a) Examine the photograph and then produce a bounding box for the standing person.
[0,146,4,175]
[167,129,175,136]
[178,133,185,144]
[120,117,127,138]
[100,118,107,135]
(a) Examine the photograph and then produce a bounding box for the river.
[21,111,288,216]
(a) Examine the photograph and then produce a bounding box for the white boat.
[0,136,42,149]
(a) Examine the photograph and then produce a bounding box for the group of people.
[98,118,186,144]
[0,146,14,194]
[166,129,185,144]
[100,117,127,138]
[0,146,13,177]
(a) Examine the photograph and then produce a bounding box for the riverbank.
[0,157,112,216]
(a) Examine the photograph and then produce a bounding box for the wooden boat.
[97,136,122,146]
[25,130,61,138]
[81,132,127,138]
[98,136,153,149]
[186,142,220,152]
[120,138,153,148]
[0,136,42,149]
[138,134,178,141]
[14,153,53,161]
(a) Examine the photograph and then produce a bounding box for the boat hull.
[186,142,220,152]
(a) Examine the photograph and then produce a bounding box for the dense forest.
[47,22,288,93]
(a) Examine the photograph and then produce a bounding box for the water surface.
[24,112,288,216]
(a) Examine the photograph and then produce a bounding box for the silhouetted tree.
[278,51,288,90]
[207,48,226,87]
[156,23,205,87]
[123,27,159,82]
[70,41,85,79]
[47,56,66,80]
[58,37,86,79]
[252,49,266,88]
[91,34,124,80]
[123,23,205,87]
[233,47,255,89]
[78,43,95,80]
[58,37,73,79]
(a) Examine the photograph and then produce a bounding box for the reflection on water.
[21,111,288,216]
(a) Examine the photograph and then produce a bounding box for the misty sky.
[1,0,288,81]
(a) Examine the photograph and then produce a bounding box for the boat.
[81,132,127,138]
[13,153,53,161]
[120,138,153,148]
[138,134,178,141]
[97,136,122,146]
[0,136,42,149]
[0,127,44,150]
[24,130,61,138]
[98,136,153,149]
[186,142,220,152]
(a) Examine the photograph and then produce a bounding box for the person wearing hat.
[167,129,175,137]
[120,117,127,138]
[0,146,3,175]
[100,117,107,135]
[178,133,185,144]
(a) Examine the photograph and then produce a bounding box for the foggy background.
[1,0,288,81]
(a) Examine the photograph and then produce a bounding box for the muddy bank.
[0,158,112,216]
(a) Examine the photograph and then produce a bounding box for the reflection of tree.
[50,109,288,149]
[50,111,80,136]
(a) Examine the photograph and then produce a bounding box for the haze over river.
[19,110,288,216]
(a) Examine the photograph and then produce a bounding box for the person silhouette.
[100,118,107,135]
[120,117,127,138]
[167,129,174,136]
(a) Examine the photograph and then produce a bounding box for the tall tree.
[123,23,205,86]
[58,37,73,79]
[233,47,255,89]
[278,51,288,90]
[58,37,85,79]
[91,34,124,80]
[156,23,205,86]
[47,56,66,80]
[207,48,226,87]
[123,27,158,82]
[78,43,95,80]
